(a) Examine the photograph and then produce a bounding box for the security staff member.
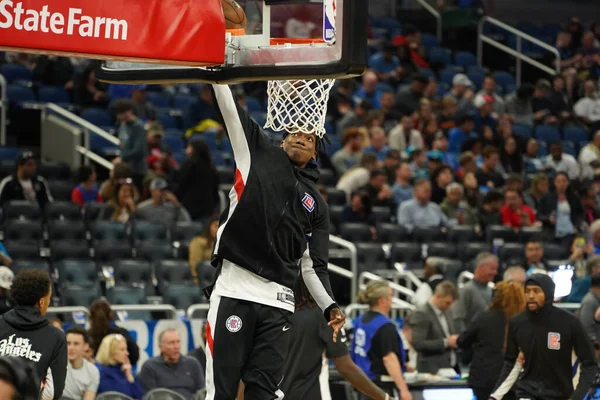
[282,276,389,400]
[351,281,412,400]
[491,274,598,400]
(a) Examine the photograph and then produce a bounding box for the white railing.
[43,103,118,171]
[414,0,442,41]
[329,234,358,301]
[344,303,415,322]
[477,16,560,85]
[47,306,90,316]
[358,272,416,310]
[393,263,424,291]
[187,303,210,320]
[0,74,6,146]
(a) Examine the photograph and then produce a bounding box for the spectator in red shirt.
[501,188,538,230]
[71,166,102,207]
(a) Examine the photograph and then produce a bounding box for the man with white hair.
[451,252,499,332]
[502,265,526,286]
[139,328,204,399]
[448,73,475,116]
[355,70,383,109]
[440,182,475,226]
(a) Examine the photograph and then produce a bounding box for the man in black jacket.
[204,84,344,400]
[491,274,598,400]
[0,270,67,399]
[0,150,53,208]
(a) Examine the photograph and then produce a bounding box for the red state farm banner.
[0,0,226,65]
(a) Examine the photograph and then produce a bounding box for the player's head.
[525,273,555,313]
[280,131,320,168]
[10,269,52,315]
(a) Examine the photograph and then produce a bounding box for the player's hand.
[328,308,346,343]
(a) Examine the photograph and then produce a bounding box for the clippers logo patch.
[226,315,242,333]
[548,332,561,350]
[302,193,315,212]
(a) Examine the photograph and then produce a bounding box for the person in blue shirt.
[351,280,411,400]
[0,242,12,268]
[448,115,478,154]
[354,71,383,109]
[364,127,391,162]
[96,333,143,399]
[369,42,403,84]
[566,256,600,303]
[71,165,102,207]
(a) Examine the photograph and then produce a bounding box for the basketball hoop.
[264,38,334,139]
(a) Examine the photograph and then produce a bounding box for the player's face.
[280,131,317,167]
[525,285,545,312]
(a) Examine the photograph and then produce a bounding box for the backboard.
[95,0,368,84]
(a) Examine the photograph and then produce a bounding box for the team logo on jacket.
[226,315,243,333]
[302,193,315,212]
[548,332,561,350]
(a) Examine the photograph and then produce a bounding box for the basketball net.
[264,78,335,139]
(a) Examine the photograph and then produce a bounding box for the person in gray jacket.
[112,99,148,193]
[579,273,600,345]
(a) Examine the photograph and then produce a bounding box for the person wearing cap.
[448,73,475,116]
[474,76,505,116]
[0,150,53,209]
[394,73,429,116]
[448,114,477,154]
[111,99,148,193]
[532,79,559,125]
[136,178,191,226]
[490,274,598,400]
[0,267,14,316]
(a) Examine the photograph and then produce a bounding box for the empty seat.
[3,201,41,221]
[372,207,391,224]
[6,85,34,103]
[51,240,90,261]
[94,241,133,264]
[448,226,476,243]
[534,125,560,142]
[390,243,422,265]
[84,203,109,223]
[146,92,170,108]
[467,71,485,90]
[4,242,40,260]
[56,259,97,286]
[498,243,525,264]
[328,205,344,230]
[326,189,347,205]
[171,222,204,242]
[133,221,168,243]
[493,71,516,91]
[454,51,477,69]
[428,47,451,65]
[39,162,71,181]
[106,286,150,320]
[155,260,193,295]
[486,225,519,243]
[38,86,70,104]
[136,241,174,262]
[46,201,82,221]
[441,258,465,282]
[356,243,387,273]
[196,262,216,293]
[61,285,101,307]
[512,123,533,139]
[427,242,458,259]
[543,242,569,260]
[519,227,543,243]
[163,284,204,310]
[3,220,42,242]
[113,260,153,295]
[81,108,112,126]
[48,180,73,202]
[0,64,32,83]
[13,259,49,273]
[377,223,408,243]
[340,223,372,242]
[421,33,440,50]
[460,242,492,263]
[563,126,588,143]
[93,221,128,241]
[412,227,446,243]
[48,221,87,242]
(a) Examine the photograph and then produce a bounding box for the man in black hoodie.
[491,274,598,400]
[0,270,67,399]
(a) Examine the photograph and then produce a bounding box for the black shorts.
[205,294,292,400]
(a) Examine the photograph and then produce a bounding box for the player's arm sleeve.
[571,317,599,400]
[301,206,338,320]
[50,334,68,399]
[490,320,520,399]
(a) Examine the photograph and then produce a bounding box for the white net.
[264,79,336,139]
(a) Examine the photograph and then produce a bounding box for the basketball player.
[204,84,344,400]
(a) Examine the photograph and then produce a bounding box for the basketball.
[221,0,247,30]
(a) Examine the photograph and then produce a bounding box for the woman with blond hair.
[96,333,143,398]
[457,280,526,400]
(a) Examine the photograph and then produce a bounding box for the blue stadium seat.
[13,259,49,273]
[172,94,197,110]
[157,111,178,130]
[537,141,548,157]
[428,47,451,66]
[146,92,170,108]
[515,22,540,36]
[132,221,168,243]
[6,85,35,103]
[38,86,70,103]
[562,141,577,157]
[171,222,204,242]
[48,220,86,242]
[61,285,100,307]
[437,83,450,97]
[90,133,119,154]
[162,136,185,153]
[504,83,517,94]
[92,221,127,241]
[541,24,562,39]
[155,260,194,294]
[173,152,186,164]
[57,259,97,287]
[51,240,90,261]
[250,112,267,127]
[421,34,440,51]
[493,71,516,92]
[454,51,477,70]
[81,108,112,127]
[107,286,150,320]
[212,152,226,166]
[439,69,458,86]
[0,64,32,83]
[512,123,533,138]
[420,68,436,80]
[164,129,183,138]
[563,126,588,143]
[245,96,263,113]
[467,71,485,90]
[534,125,561,142]
[164,284,205,309]
[0,148,20,161]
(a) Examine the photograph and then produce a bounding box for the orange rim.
[226,28,247,36]
[270,38,327,45]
